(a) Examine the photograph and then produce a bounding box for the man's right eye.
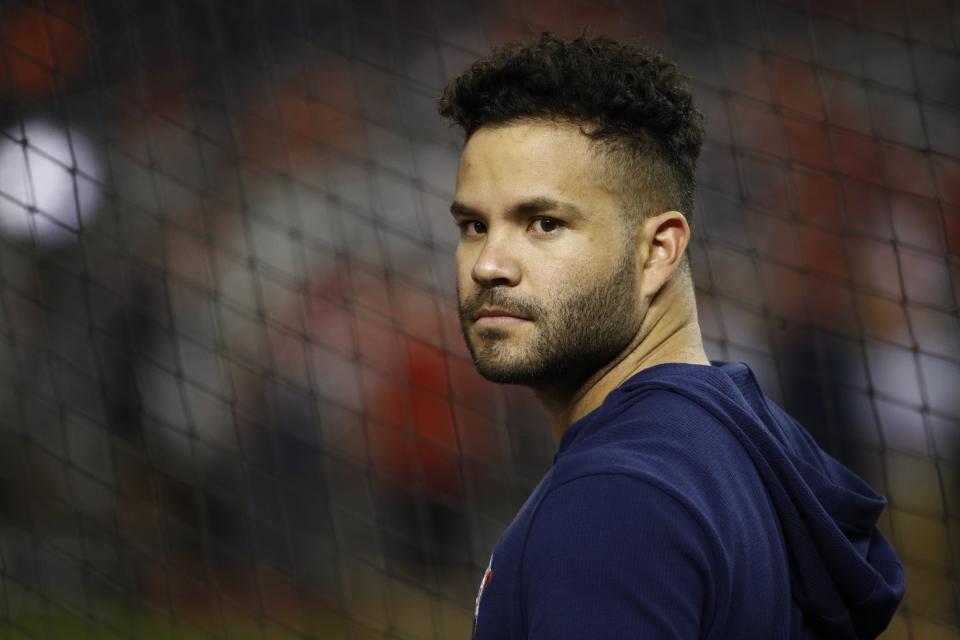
[458,220,487,237]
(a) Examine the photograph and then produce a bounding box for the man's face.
[452,121,644,388]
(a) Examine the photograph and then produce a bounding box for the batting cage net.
[0,0,956,638]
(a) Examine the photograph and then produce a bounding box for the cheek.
[455,248,474,287]
[537,253,593,285]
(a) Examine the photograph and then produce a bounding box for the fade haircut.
[438,32,704,231]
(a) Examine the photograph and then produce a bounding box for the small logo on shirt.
[473,556,494,637]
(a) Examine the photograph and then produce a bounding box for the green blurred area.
[2,567,472,640]
[3,604,382,640]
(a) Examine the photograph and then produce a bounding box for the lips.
[472,306,532,330]
[474,306,529,321]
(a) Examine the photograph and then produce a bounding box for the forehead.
[455,121,616,208]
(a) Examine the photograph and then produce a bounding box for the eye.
[529,217,562,235]
[458,220,487,237]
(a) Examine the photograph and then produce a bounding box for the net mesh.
[0,0,957,638]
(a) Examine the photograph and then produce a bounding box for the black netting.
[0,0,957,637]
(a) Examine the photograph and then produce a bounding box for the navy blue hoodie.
[471,361,904,639]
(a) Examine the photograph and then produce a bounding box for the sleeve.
[521,474,724,639]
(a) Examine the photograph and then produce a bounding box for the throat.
[536,321,710,441]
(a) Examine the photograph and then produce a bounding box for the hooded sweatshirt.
[471,361,905,639]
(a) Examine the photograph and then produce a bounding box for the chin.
[475,363,539,385]
[471,350,541,385]
[465,328,545,384]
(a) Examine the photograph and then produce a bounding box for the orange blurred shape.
[0,0,90,100]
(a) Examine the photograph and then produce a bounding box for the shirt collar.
[554,361,742,458]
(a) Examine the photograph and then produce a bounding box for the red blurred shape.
[783,117,833,170]
[790,168,841,227]
[831,130,883,185]
[943,206,960,259]
[768,57,824,119]
[412,389,456,449]
[0,0,90,100]
[407,340,450,396]
[799,227,849,280]
[310,268,494,500]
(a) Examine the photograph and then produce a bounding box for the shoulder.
[552,389,759,502]
[524,472,725,566]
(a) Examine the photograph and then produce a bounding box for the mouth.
[473,306,531,327]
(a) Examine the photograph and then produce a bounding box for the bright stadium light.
[0,118,104,248]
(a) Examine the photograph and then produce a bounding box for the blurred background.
[0,0,956,638]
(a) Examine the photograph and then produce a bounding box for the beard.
[457,248,640,390]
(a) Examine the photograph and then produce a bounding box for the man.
[438,33,904,639]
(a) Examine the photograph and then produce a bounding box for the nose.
[471,233,521,287]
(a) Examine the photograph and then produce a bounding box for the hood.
[617,361,906,639]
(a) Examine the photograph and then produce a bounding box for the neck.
[533,279,711,441]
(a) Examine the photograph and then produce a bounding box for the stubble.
[458,248,640,390]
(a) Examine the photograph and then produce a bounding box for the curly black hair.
[438,32,704,225]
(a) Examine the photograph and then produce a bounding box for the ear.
[638,211,691,301]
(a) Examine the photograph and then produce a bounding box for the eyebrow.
[449,196,585,220]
